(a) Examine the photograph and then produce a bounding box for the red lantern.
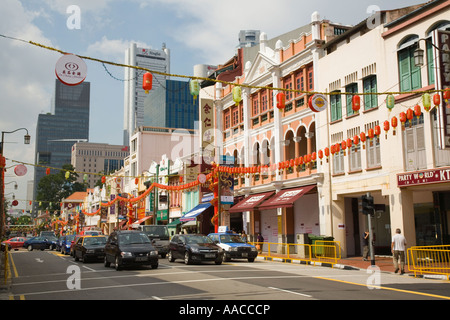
[335,143,340,153]
[324,147,330,157]
[360,132,367,149]
[330,144,336,155]
[399,112,407,130]
[374,125,381,137]
[318,150,323,160]
[142,72,153,94]
[406,108,414,127]
[433,93,441,107]
[276,92,286,110]
[368,128,374,140]
[341,140,347,156]
[391,116,398,136]
[444,88,450,102]
[311,152,317,162]
[353,135,360,146]
[101,176,106,184]
[135,177,139,185]
[289,159,295,168]
[352,95,360,112]
[46,168,50,175]
[414,104,422,119]
[383,120,390,139]
[346,138,352,151]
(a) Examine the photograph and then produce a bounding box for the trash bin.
[309,235,334,256]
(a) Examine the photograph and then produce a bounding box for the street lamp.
[414,37,450,67]
[1,127,31,239]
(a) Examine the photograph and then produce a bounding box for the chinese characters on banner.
[200,99,215,161]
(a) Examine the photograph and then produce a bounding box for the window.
[330,91,342,122]
[398,36,421,92]
[333,150,344,174]
[345,83,358,116]
[224,110,230,129]
[363,75,377,110]
[366,135,381,168]
[252,96,259,116]
[349,144,361,171]
[261,91,268,112]
[404,114,426,171]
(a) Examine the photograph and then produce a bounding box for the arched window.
[397,35,421,92]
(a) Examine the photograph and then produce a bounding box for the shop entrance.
[415,192,450,245]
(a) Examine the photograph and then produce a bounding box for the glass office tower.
[32,79,90,215]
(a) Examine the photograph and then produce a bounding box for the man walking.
[391,228,407,274]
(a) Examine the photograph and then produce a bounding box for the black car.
[73,235,107,263]
[104,230,159,271]
[167,234,224,265]
[23,236,52,251]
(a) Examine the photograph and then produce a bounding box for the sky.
[0,0,426,211]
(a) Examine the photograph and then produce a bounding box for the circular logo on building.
[55,54,87,86]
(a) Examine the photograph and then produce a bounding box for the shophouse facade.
[316,0,450,257]
[208,15,351,247]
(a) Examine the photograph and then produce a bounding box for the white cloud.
[0,0,58,208]
[85,36,152,63]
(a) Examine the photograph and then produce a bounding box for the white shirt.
[392,233,407,251]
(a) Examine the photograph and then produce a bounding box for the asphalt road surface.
[6,249,450,314]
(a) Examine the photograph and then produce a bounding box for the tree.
[36,164,87,212]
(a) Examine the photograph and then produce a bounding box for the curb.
[257,256,359,271]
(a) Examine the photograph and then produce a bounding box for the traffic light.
[361,194,374,215]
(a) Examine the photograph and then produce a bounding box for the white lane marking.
[268,286,313,298]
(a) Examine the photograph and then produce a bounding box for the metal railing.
[407,245,450,280]
[250,241,341,266]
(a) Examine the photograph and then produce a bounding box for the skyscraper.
[32,79,90,214]
[123,43,170,145]
[143,79,198,130]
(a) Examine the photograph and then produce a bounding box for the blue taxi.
[208,231,258,262]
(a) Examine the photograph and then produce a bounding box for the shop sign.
[55,54,87,86]
[397,167,450,187]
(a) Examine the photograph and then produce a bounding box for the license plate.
[242,253,248,257]
[135,257,148,261]
[204,253,215,258]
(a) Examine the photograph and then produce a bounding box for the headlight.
[228,247,238,252]
[149,250,158,256]
[121,251,132,258]
[190,247,200,253]
[251,247,257,252]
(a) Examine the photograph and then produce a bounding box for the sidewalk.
[0,249,12,300]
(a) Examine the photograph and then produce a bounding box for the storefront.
[397,167,450,246]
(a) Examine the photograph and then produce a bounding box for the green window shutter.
[426,41,435,85]
[410,47,421,90]
[398,49,411,92]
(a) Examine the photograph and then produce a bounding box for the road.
[6,249,450,311]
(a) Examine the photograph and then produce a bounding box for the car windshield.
[219,234,245,243]
[186,235,214,245]
[142,226,169,237]
[119,233,151,245]
[83,237,107,246]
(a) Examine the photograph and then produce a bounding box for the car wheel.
[248,258,255,262]
[27,245,33,251]
[115,256,122,271]
[215,258,222,265]
[74,253,79,261]
[184,251,192,265]
[167,251,175,262]
[151,263,158,269]
[82,254,88,263]
[104,256,110,268]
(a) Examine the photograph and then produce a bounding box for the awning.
[258,185,316,210]
[180,203,212,222]
[130,216,152,228]
[229,191,274,213]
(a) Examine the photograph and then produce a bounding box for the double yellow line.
[6,252,24,300]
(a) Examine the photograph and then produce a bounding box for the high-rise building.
[32,79,90,214]
[123,43,170,145]
[143,79,199,130]
[71,142,130,188]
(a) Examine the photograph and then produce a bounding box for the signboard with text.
[397,167,450,187]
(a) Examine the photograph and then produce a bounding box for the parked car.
[139,225,170,258]
[1,237,27,251]
[70,235,83,257]
[104,230,159,271]
[167,234,223,265]
[23,236,52,251]
[73,235,107,263]
[208,231,258,262]
[59,235,76,255]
